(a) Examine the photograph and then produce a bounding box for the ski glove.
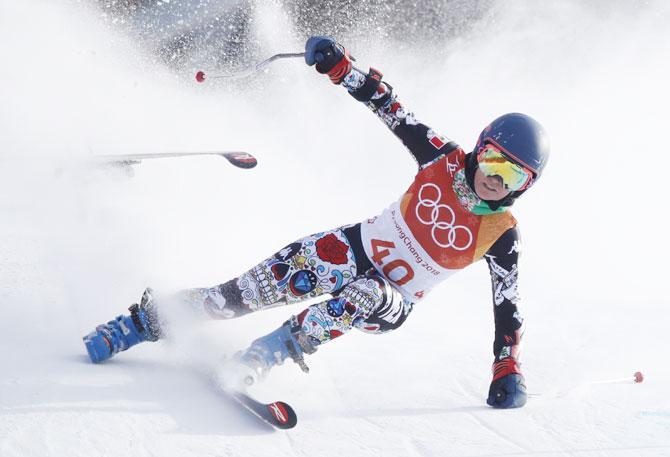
[487,358,527,408]
[304,36,352,84]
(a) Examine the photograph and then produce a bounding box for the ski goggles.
[476,144,534,191]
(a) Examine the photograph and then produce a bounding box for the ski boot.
[83,288,162,363]
[219,316,317,390]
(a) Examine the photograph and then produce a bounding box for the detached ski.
[228,390,297,430]
[94,151,257,169]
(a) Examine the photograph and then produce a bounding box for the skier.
[83,36,549,409]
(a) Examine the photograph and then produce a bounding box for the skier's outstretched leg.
[228,273,413,387]
[83,227,367,363]
[178,228,362,319]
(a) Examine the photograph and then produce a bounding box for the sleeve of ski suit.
[484,226,525,363]
[339,66,459,169]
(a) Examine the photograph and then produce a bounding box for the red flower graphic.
[315,234,349,265]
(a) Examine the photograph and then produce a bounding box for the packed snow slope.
[1,1,669,456]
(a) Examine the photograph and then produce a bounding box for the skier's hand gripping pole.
[304,36,355,84]
[194,36,355,84]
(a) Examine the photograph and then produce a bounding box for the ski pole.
[591,371,644,385]
[528,371,644,398]
[195,52,305,83]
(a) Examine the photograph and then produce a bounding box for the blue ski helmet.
[475,113,550,182]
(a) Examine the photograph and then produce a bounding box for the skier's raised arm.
[483,226,527,408]
[305,36,458,169]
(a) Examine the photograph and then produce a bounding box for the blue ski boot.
[220,316,317,390]
[83,288,162,363]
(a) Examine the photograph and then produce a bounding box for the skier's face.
[474,168,512,201]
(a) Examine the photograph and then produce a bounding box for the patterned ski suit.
[182,66,525,365]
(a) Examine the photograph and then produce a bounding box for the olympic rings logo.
[415,183,473,251]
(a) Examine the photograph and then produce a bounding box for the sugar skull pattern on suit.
[236,229,359,310]
[485,254,520,306]
[295,274,413,348]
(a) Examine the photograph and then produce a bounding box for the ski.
[227,390,297,430]
[93,151,258,169]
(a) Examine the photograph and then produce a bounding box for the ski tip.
[230,391,298,430]
[266,401,298,429]
[220,152,258,169]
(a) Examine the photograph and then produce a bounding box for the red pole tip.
[195,71,206,83]
[634,371,644,383]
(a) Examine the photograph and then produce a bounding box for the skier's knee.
[348,274,413,334]
[334,274,388,316]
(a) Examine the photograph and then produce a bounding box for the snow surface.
[1,1,670,456]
